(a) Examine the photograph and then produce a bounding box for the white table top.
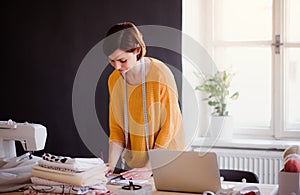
[108,178,278,195]
[0,178,278,195]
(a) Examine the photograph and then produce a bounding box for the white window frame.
[278,0,300,138]
[182,0,300,140]
[273,0,285,139]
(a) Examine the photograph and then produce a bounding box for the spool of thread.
[283,145,300,161]
[283,145,300,173]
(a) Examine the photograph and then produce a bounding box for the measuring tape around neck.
[123,57,150,151]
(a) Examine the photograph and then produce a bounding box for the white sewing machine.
[0,119,47,158]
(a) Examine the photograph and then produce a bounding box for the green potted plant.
[195,70,239,139]
[195,70,239,116]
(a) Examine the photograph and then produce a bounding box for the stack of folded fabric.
[0,153,41,193]
[25,153,108,194]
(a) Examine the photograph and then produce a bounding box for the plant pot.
[208,115,234,140]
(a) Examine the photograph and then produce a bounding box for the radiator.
[197,148,284,184]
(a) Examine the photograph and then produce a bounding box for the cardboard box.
[278,171,300,195]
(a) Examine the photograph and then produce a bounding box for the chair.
[219,169,259,183]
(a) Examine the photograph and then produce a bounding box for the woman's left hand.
[120,167,152,180]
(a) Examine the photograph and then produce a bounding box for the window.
[183,0,300,139]
[284,0,300,135]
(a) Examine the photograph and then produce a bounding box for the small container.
[278,171,300,195]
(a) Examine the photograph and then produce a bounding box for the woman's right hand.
[105,163,115,177]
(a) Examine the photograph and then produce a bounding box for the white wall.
[182,0,212,140]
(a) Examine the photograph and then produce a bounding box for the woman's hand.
[105,163,115,177]
[120,167,152,180]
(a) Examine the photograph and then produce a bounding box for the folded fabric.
[31,176,108,189]
[27,178,108,194]
[24,190,62,195]
[31,165,107,187]
[38,158,103,172]
[27,185,89,194]
[1,153,39,169]
[24,188,108,195]
[31,176,65,186]
[0,153,41,192]
[1,164,32,186]
[42,153,103,165]
[0,184,28,193]
[42,153,72,164]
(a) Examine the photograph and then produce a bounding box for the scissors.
[121,180,142,190]
[107,175,125,185]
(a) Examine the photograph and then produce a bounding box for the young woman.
[103,22,185,180]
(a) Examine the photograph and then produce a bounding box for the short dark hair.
[103,22,146,61]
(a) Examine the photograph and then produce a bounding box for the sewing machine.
[0,119,47,158]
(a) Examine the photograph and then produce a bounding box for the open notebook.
[149,150,221,193]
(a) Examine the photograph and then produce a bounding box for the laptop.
[149,150,221,193]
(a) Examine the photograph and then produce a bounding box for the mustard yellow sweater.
[108,57,185,168]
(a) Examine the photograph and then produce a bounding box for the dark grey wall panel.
[0,0,182,159]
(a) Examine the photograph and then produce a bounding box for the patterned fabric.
[32,153,107,188]
[25,181,108,194]
[27,185,89,194]
[38,164,77,173]
[24,186,108,195]
[31,165,107,187]
[42,153,72,164]
[38,155,103,172]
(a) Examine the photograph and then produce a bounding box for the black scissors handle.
[121,181,142,190]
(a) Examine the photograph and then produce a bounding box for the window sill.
[190,137,299,151]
